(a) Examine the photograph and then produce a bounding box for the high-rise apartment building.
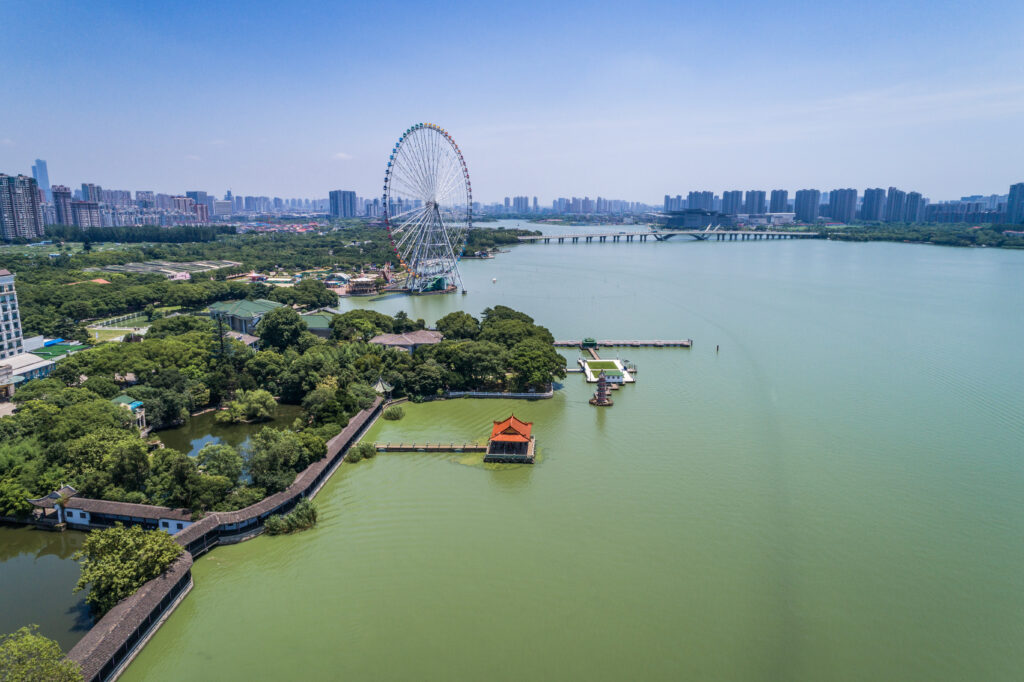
[51,185,73,226]
[744,190,766,215]
[721,191,743,215]
[861,188,886,221]
[81,183,103,203]
[794,189,821,223]
[71,201,101,228]
[512,196,530,213]
[904,192,925,223]
[1007,183,1024,224]
[884,187,907,222]
[769,190,789,213]
[329,190,356,218]
[532,197,538,213]
[828,188,858,223]
[0,269,25,360]
[0,175,45,241]
[687,191,714,211]
[31,160,51,202]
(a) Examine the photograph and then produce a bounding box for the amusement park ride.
[383,123,472,295]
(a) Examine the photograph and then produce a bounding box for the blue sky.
[2,0,1022,202]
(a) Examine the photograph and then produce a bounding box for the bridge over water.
[518,230,819,244]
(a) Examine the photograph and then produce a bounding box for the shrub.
[264,499,318,535]
[382,405,405,421]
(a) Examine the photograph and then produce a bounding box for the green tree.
[481,305,534,325]
[508,338,567,391]
[0,478,33,517]
[329,309,393,341]
[73,524,183,617]
[435,311,480,340]
[0,625,82,682]
[217,389,277,423]
[256,307,307,352]
[409,359,445,397]
[145,315,214,340]
[147,449,201,509]
[196,443,243,484]
[247,428,325,493]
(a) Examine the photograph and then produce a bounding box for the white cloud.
[333,152,354,160]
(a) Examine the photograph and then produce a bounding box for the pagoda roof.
[490,414,533,443]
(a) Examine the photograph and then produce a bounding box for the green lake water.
[0,526,90,650]
[14,234,1024,680]
[156,404,304,457]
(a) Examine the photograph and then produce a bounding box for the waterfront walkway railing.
[66,397,384,682]
[446,388,553,399]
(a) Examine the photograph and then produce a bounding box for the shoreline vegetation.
[0,305,563,520]
[264,498,318,535]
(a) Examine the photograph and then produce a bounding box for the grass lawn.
[87,328,127,342]
[586,360,619,370]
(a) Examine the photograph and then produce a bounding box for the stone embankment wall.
[67,398,384,682]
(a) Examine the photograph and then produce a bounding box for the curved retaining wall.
[67,397,384,682]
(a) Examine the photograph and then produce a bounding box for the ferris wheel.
[383,123,472,293]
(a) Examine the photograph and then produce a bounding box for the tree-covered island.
[0,304,564,519]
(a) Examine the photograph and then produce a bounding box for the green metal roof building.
[207,299,283,335]
[300,312,335,338]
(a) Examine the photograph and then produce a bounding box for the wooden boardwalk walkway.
[374,442,486,453]
[555,339,693,348]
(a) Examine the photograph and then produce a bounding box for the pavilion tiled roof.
[66,497,193,522]
[369,330,442,347]
[490,415,533,442]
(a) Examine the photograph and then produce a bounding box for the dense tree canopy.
[73,524,183,617]
[0,625,82,682]
[0,305,562,518]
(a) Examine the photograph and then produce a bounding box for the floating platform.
[554,339,692,348]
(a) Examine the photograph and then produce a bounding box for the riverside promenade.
[67,398,385,682]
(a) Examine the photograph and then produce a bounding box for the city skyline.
[2,1,1023,202]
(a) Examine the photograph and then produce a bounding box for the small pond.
[155,404,304,457]
[0,525,91,650]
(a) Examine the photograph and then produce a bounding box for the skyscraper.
[329,190,356,218]
[52,185,73,225]
[0,269,25,360]
[794,189,821,223]
[0,175,45,241]
[1007,183,1024,224]
[31,159,51,202]
[769,190,788,213]
[828,188,858,223]
[884,187,907,222]
[861,188,886,221]
[721,191,743,215]
[744,190,766,215]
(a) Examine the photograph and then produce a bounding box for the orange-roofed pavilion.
[489,415,533,443]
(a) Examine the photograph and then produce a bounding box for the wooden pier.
[374,442,486,453]
[555,339,693,348]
